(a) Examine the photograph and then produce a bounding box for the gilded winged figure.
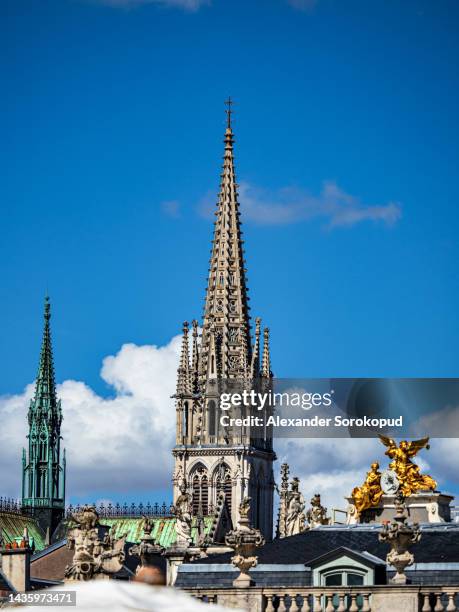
[378,435,437,497]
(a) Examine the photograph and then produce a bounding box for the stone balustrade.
[420,590,458,611]
[184,586,459,612]
[263,588,372,611]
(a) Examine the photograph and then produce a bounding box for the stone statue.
[174,465,185,489]
[306,493,329,528]
[171,483,192,547]
[225,497,265,588]
[352,462,383,515]
[379,436,437,497]
[65,505,126,581]
[379,492,421,584]
[285,478,306,535]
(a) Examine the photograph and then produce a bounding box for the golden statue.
[379,435,437,497]
[352,462,383,515]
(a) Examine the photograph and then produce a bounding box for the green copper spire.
[32,296,59,416]
[22,296,66,537]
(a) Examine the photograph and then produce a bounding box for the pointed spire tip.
[225,96,233,131]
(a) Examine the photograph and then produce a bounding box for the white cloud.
[275,434,458,513]
[275,438,381,511]
[91,0,209,10]
[1,339,457,514]
[0,336,181,501]
[200,180,401,229]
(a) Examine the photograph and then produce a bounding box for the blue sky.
[1,0,459,506]
[0,0,459,507]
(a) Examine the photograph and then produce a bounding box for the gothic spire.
[176,321,191,396]
[23,296,65,536]
[200,99,251,380]
[30,296,60,421]
[261,327,272,379]
[191,319,200,394]
[251,317,261,378]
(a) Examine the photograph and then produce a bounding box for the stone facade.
[172,102,276,540]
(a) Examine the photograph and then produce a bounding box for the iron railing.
[65,501,174,518]
[0,498,174,519]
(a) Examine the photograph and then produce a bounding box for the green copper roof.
[101,516,214,548]
[0,513,46,552]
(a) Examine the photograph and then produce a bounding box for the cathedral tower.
[22,296,66,537]
[172,102,276,539]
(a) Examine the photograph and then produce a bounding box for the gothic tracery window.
[191,465,208,515]
[208,400,216,437]
[215,462,232,513]
[181,402,189,438]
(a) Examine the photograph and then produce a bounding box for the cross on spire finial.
[225,96,233,129]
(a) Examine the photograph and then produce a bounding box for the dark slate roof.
[191,524,459,565]
[176,569,311,589]
[31,539,67,561]
[307,546,386,568]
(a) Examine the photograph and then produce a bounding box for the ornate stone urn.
[378,493,421,584]
[224,497,265,588]
[129,517,164,572]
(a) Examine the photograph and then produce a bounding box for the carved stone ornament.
[380,469,400,495]
[378,493,421,584]
[64,505,126,581]
[225,497,265,588]
[128,516,164,572]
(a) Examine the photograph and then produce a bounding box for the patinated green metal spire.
[30,296,60,418]
[22,296,65,537]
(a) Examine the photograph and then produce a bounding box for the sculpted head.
[400,440,409,451]
[371,462,380,471]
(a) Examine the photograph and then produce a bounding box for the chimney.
[0,528,31,592]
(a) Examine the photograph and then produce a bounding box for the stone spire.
[199,98,251,381]
[176,322,191,396]
[261,327,272,379]
[171,103,277,540]
[251,317,261,379]
[191,319,200,394]
[22,296,66,536]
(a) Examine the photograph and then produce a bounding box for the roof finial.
[225,96,233,130]
[44,294,51,321]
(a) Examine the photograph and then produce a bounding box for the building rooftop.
[190,523,459,566]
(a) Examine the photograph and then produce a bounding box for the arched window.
[215,462,232,514]
[182,402,189,438]
[191,465,208,515]
[208,401,216,437]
